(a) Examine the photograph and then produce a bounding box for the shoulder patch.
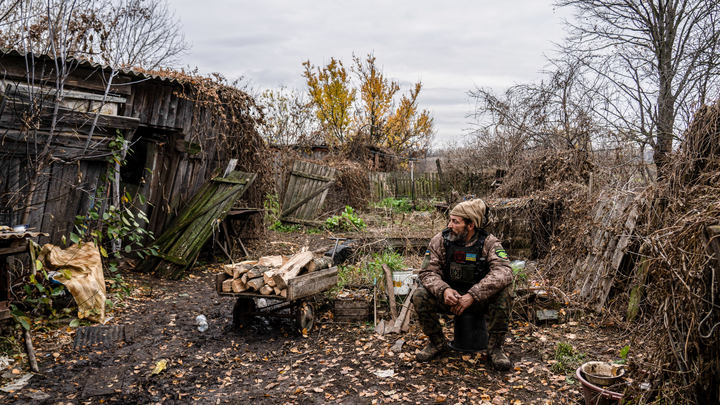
[495,248,508,259]
[425,249,430,256]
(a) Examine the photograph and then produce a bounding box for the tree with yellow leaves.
[303,53,434,155]
[302,58,356,147]
[385,82,434,154]
[353,53,399,146]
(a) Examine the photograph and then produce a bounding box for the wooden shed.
[0,49,268,245]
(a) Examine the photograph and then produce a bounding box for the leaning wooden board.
[216,266,338,301]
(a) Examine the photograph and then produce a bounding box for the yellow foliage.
[353,53,399,145]
[302,58,356,146]
[302,54,434,154]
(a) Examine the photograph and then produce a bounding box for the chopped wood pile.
[219,252,332,298]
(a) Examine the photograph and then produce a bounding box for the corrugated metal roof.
[0,47,185,85]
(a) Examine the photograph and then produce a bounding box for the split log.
[279,289,287,298]
[223,260,257,277]
[222,279,234,292]
[271,251,314,289]
[232,279,247,293]
[240,273,249,284]
[382,264,398,320]
[246,277,265,291]
[306,257,333,273]
[258,255,285,267]
[259,285,273,295]
[247,265,269,279]
[264,251,312,284]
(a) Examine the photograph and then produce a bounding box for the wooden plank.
[149,171,256,279]
[280,182,333,218]
[390,283,418,334]
[166,92,179,128]
[157,86,172,127]
[287,266,338,301]
[382,264,398,320]
[290,170,334,182]
[268,251,313,288]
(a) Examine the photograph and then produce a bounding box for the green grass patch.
[551,342,586,375]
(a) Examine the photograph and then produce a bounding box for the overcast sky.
[172,1,571,147]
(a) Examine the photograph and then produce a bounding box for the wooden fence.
[370,172,443,200]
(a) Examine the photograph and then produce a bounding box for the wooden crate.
[334,298,370,322]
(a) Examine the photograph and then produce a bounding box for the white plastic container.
[392,270,414,295]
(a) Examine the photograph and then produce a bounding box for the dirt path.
[0,263,628,404]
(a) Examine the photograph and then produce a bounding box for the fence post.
[410,161,415,206]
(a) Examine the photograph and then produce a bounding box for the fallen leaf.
[151,359,167,375]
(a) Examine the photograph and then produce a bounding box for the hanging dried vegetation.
[626,101,720,403]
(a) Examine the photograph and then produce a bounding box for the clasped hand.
[443,288,474,315]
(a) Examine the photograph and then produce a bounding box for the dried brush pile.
[494,149,593,198]
[176,74,273,209]
[323,159,371,214]
[627,101,720,403]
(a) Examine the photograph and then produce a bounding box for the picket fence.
[369,172,443,200]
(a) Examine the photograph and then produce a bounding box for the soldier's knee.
[413,286,430,307]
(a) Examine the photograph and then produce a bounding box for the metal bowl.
[581,361,625,386]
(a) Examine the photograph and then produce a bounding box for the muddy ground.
[0,211,629,404]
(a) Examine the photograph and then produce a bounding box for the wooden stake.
[24,329,39,372]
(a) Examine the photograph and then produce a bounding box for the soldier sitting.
[413,198,513,370]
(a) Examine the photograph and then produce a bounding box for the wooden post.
[436,159,447,201]
[410,160,415,207]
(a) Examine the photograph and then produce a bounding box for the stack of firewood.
[220,251,332,297]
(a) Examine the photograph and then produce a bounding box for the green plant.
[305,226,323,234]
[376,197,413,213]
[551,342,586,375]
[617,345,630,364]
[11,257,77,326]
[510,260,528,289]
[324,206,366,231]
[333,250,405,290]
[263,193,282,227]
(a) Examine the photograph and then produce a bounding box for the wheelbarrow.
[216,266,338,334]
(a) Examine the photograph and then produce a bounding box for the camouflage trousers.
[412,285,512,344]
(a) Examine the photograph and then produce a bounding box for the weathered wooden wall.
[0,50,255,244]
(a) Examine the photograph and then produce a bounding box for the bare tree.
[257,86,321,147]
[99,0,187,70]
[556,0,720,175]
[83,0,189,151]
[469,58,604,166]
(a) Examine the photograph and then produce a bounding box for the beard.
[447,227,468,243]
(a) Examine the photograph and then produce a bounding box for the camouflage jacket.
[419,230,512,303]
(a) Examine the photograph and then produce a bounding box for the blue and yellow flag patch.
[425,249,430,256]
[495,249,508,259]
[465,253,477,262]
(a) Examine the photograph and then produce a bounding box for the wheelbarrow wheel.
[295,301,314,334]
[232,297,256,329]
